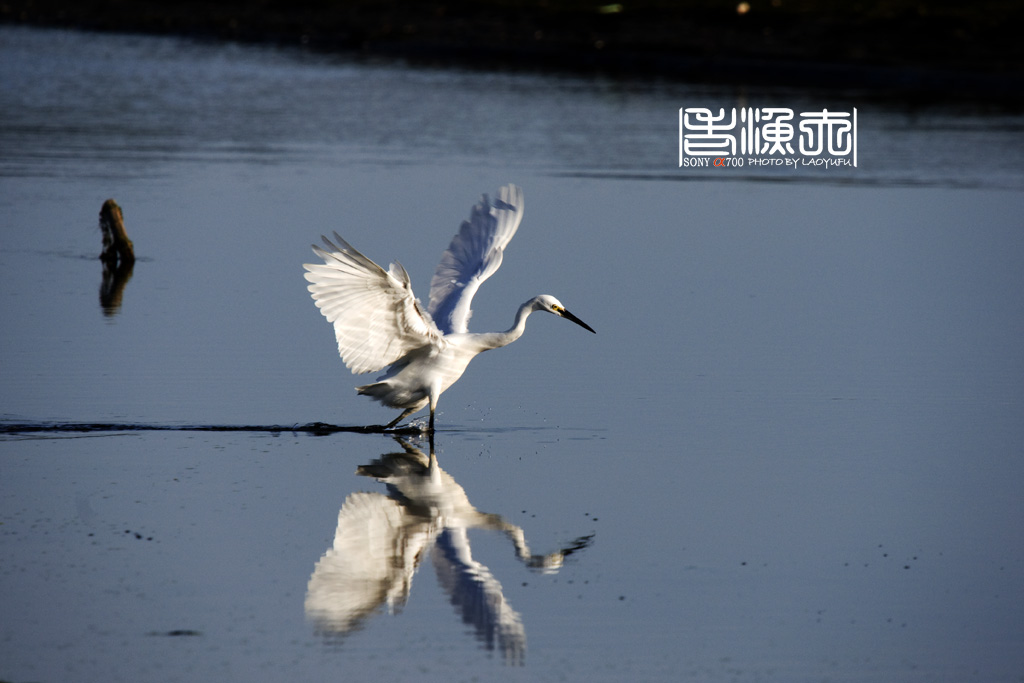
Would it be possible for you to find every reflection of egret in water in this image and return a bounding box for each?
[305,438,592,664]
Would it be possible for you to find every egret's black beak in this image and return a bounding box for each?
[561,309,596,334]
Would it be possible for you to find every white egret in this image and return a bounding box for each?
[303,184,595,431]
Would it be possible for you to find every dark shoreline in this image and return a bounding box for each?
[3,0,1023,101]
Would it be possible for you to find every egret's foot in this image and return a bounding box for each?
[383,420,430,436]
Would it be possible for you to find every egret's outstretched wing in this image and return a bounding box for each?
[433,528,526,664]
[428,185,524,334]
[304,491,414,637]
[304,233,442,374]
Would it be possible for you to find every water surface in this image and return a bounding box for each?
[2,25,1023,683]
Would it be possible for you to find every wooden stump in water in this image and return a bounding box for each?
[99,198,135,266]
[98,198,135,316]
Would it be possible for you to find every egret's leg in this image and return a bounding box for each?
[427,389,439,432]
[385,407,417,429]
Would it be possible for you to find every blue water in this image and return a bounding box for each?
[2,25,1023,683]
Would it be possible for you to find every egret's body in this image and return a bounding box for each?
[303,185,594,430]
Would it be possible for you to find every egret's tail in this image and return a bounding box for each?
[356,381,428,412]
[355,381,391,402]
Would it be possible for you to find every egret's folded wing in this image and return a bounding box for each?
[304,233,442,374]
[428,185,524,334]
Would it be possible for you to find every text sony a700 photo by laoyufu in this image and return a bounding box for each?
[679,107,857,169]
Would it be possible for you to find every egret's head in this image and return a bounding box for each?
[533,295,595,333]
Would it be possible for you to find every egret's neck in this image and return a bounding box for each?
[474,299,537,351]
